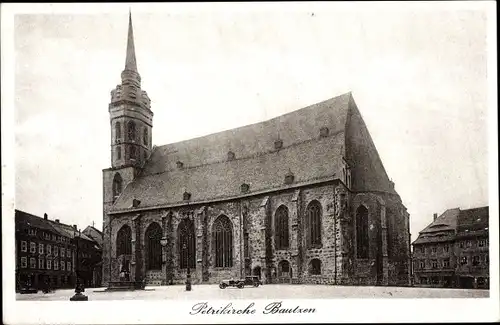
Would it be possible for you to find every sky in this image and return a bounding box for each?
[7,2,494,239]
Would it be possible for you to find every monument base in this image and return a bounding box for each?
[105,281,145,291]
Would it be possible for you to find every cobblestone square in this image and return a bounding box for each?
[16,284,489,301]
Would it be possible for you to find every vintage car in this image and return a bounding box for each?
[219,276,262,289]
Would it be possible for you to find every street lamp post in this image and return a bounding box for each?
[70,228,88,301]
[182,212,193,292]
[160,237,169,285]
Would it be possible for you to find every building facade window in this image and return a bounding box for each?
[444,245,449,253]
[443,259,450,268]
[356,205,369,258]
[21,257,27,268]
[127,121,136,141]
[30,257,36,269]
[431,259,438,268]
[278,260,291,278]
[309,258,322,275]
[115,121,122,140]
[38,258,44,269]
[274,206,289,250]
[47,260,52,270]
[478,239,485,247]
[21,241,27,252]
[38,243,44,255]
[112,173,123,202]
[67,262,71,271]
[178,217,197,269]
[306,200,322,249]
[212,215,233,268]
[143,128,148,146]
[130,146,137,160]
[61,261,65,271]
[47,244,52,256]
[145,222,162,271]
[419,260,425,269]
[472,255,480,266]
[461,256,468,265]
[54,260,59,270]
[61,248,65,258]
[432,246,437,253]
[54,246,59,257]
[30,242,36,253]
[116,225,132,256]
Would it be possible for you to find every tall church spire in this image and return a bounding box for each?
[125,10,137,72]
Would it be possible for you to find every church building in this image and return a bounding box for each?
[102,14,411,287]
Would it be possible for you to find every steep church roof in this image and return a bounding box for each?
[110,93,353,212]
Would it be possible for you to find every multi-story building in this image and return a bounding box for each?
[412,206,489,289]
[455,207,489,289]
[102,14,411,288]
[15,210,101,291]
[83,225,104,288]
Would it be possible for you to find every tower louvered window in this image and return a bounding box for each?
[213,215,233,268]
[275,206,289,250]
[127,121,136,141]
[115,122,122,140]
[143,128,148,146]
[306,201,322,248]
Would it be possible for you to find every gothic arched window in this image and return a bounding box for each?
[116,225,132,256]
[278,260,292,278]
[306,200,322,248]
[356,205,369,259]
[145,222,162,271]
[274,206,289,250]
[177,218,196,269]
[213,215,233,268]
[112,173,123,202]
[309,258,322,275]
[115,122,121,140]
[143,128,148,146]
[127,121,136,141]
[129,146,136,160]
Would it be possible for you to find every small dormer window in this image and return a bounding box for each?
[319,126,329,138]
[183,191,191,201]
[274,139,283,150]
[241,183,250,194]
[176,161,184,169]
[227,151,235,161]
[284,170,295,184]
[132,199,141,208]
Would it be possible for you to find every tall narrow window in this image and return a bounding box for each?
[130,146,136,160]
[306,200,322,248]
[274,206,289,250]
[356,205,369,259]
[143,128,148,146]
[115,122,121,140]
[178,218,196,269]
[116,147,122,160]
[213,215,233,268]
[127,121,136,141]
[112,173,123,202]
[116,225,132,256]
[145,222,162,270]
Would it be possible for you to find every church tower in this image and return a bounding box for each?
[102,12,152,286]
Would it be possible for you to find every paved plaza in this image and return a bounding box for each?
[16,284,489,301]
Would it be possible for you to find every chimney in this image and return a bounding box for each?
[44,213,48,220]
[433,213,438,221]
[55,219,60,223]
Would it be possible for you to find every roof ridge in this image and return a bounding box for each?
[153,92,352,149]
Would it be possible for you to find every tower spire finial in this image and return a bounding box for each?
[125,10,137,72]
